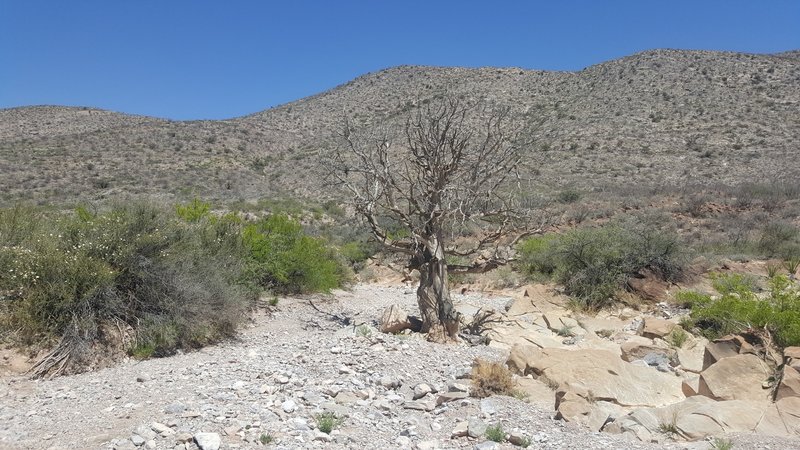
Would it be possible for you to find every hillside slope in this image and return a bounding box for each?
[1,49,798,206]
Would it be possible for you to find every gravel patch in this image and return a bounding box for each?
[1,284,798,449]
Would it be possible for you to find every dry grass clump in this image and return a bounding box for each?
[471,358,514,398]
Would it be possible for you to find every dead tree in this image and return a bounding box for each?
[331,97,540,342]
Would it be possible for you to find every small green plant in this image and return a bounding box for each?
[315,411,343,434]
[511,389,529,401]
[259,433,273,444]
[355,324,372,338]
[658,421,678,435]
[658,412,679,435]
[268,296,279,307]
[556,325,574,337]
[783,257,800,277]
[766,263,782,279]
[687,275,800,347]
[130,343,156,359]
[485,424,506,443]
[667,327,689,349]
[175,198,211,222]
[710,437,733,450]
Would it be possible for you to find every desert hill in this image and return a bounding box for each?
[1,49,798,206]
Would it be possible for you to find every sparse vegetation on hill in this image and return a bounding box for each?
[1,49,798,207]
[519,214,685,309]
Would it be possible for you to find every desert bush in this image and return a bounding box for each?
[0,202,252,369]
[517,234,558,275]
[557,189,582,204]
[471,358,514,398]
[485,424,506,442]
[242,214,344,294]
[175,198,211,222]
[338,240,377,272]
[683,274,800,348]
[518,215,685,309]
[758,221,800,258]
[314,412,343,434]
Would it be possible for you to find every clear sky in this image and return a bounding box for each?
[2,1,798,120]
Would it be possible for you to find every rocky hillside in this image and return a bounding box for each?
[1,49,799,206]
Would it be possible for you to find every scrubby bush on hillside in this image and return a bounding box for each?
[242,214,345,294]
[518,215,685,309]
[0,201,347,375]
[680,273,800,348]
[338,240,377,272]
[758,221,800,258]
[0,202,252,374]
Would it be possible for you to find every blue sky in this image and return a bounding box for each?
[2,1,798,120]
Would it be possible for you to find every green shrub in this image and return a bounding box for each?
[243,214,344,294]
[711,437,733,450]
[710,272,758,295]
[518,215,685,309]
[485,424,506,442]
[517,234,558,275]
[339,240,377,272]
[175,198,211,222]
[0,202,252,372]
[315,412,343,434]
[675,290,712,309]
[686,275,800,347]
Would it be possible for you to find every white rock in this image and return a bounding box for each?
[452,421,471,438]
[194,432,221,450]
[468,418,487,438]
[282,399,297,413]
[413,383,433,399]
[313,431,333,442]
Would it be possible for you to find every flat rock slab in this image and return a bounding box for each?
[638,317,676,339]
[194,432,221,450]
[507,345,684,407]
[698,353,771,402]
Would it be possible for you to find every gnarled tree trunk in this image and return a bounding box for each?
[414,234,460,343]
